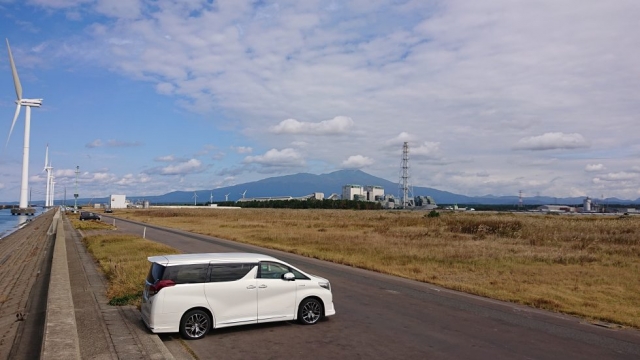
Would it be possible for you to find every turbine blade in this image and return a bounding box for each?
[6,39,23,100]
[44,144,49,171]
[6,103,21,147]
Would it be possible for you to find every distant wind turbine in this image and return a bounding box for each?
[224,193,230,202]
[50,176,55,207]
[43,145,53,207]
[193,191,198,206]
[5,39,43,215]
[240,190,247,199]
[210,192,213,204]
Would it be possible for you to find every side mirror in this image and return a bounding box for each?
[283,272,295,281]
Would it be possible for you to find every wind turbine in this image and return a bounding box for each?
[50,176,55,207]
[43,145,53,207]
[5,39,43,215]
[224,193,230,202]
[240,190,247,199]
[193,191,198,206]
[210,192,213,204]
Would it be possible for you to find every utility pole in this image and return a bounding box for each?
[74,166,79,212]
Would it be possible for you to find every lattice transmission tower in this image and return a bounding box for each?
[399,142,414,209]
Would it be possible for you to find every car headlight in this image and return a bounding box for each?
[319,281,331,291]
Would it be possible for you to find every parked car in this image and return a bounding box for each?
[141,253,335,340]
[79,212,101,221]
[104,208,113,213]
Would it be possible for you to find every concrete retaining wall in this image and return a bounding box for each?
[41,210,81,360]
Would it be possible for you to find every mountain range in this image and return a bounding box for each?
[117,170,640,206]
[3,170,639,206]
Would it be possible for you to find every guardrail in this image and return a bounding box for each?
[40,210,81,360]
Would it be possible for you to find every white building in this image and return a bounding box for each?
[364,186,384,201]
[110,194,127,209]
[342,185,363,200]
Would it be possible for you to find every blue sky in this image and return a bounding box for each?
[1,0,639,202]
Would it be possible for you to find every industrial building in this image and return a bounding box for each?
[342,185,363,201]
[364,186,384,201]
[236,193,325,203]
[110,194,127,209]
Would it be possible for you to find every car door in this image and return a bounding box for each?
[204,263,258,327]
[257,261,297,322]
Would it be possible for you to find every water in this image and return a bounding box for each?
[0,208,48,239]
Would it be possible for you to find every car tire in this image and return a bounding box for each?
[298,298,323,325]
[180,309,211,340]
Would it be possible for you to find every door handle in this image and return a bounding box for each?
[247,285,256,289]
[258,284,267,289]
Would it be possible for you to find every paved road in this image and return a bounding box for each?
[107,215,640,360]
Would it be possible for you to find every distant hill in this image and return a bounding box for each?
[4,169,639,206]
[125,170,639,206]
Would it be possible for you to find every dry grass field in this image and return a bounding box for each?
[111,208,640,328]
[82,233,180,306]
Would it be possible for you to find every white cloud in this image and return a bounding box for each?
[270,116,354,135]
[413,142,440,158]
[385,132,415,147]
[116,173,151,186]
[514,133,589,151]
[147,159,204,175]
[243,148,305,167]
[585,164,605,172]
[155,155,176,162]
[86,139,103,148]
[86,139,142,148]
[595,172,638,182]
[28,0,92,8]
[231,146,253,154]
[341,155,374,169]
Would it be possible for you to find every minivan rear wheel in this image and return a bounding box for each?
[180,309,211,340]
[298,298,323,325]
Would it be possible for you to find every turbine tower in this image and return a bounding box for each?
[5,39,43,215]
[225,193,230,202]
[43,145,53,207]
[193,191,198,206]
[50,176,55,207]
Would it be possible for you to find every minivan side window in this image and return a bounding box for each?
[209,263,256,282]
[259,262,291,279]
[163,264,208,284]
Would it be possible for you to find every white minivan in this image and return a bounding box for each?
[141,253,336,340]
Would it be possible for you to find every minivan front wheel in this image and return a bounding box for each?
[180,309,211,340]
[298,298,323,325]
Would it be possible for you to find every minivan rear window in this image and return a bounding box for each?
[209,263,256,282]
[146,263,166,284]
[163,264,208,284]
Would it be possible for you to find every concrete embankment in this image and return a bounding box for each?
[41,210,81,359]
[1,211,185,359]
[0,209,55,359]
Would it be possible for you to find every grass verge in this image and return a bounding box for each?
[69,216,117,231]
[82,233,181,307]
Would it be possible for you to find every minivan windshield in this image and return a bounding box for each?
[146,263,166,284]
